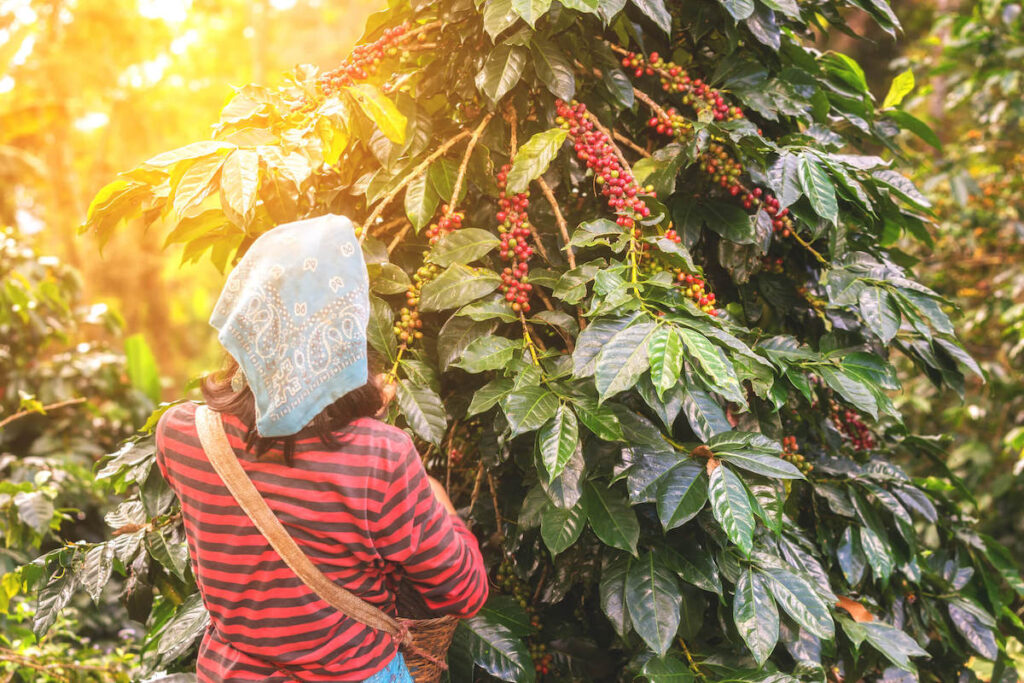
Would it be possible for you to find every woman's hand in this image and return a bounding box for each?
[426,476,457,515]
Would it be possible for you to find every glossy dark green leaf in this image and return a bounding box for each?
[630,0,672,32]
[396,380,447,445]
[506,128,568,194]
[437,316,497,371]
[799,154,838,224]
[760,567,834,639]
[717,450,805,480]
[33,574,76,638]
[859,621,929,672]
[818,365,879,420]
[708,465,755,555]
[664,543,723,595]
[483,0,520,39]
[530,39,575,101]
[540,500,587,556]
[502,385,559,435]
[642,657,695,682]
[837,526,867,586]
[858,524,894,580]
[703,200,756,244]
[369,263,411,295]
[656,461,709,530]
[595,322,659,399]
[599,553,632,637]
[859,287,901,344]
[649,325,684,398]
[458,613,536,682]
[948,599,998,660]
[733,568,778,665]
[584,481,640,555]
[681,385,731,440]
[537,404,580,480]
[678,329,744,403]
[475,44,529,104]
[156,593,210,661]
[419,264,501,312]
[720,0,755,19]
[572,315,634,377]
[454,335,521,374]
[512,0,553,26]
[404,173,438,232]
[626,551,682,656]
[427,228,502,267]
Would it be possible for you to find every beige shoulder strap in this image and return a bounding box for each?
[194,405,404,641]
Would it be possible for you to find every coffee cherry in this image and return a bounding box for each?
[495,164,535,313]
[780,435,813,475]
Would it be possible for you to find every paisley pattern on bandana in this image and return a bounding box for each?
[210,214,370,437]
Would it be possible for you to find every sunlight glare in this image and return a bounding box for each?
[137,0,191,24]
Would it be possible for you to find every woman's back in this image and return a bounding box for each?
[156,401,488,682]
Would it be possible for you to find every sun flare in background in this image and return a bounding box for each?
[0,0,378,390]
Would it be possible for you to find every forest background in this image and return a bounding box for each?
[1,0,1022,679]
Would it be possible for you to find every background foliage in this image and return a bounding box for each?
[1,0,1023,681]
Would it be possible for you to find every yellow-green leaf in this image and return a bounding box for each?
[345,83,407,144]
[882,69,915,109]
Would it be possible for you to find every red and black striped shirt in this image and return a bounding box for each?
[155,402,488,682]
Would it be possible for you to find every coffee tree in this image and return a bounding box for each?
[60,0,1024,680]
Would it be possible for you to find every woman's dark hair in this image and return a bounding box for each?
[201,351,385,464]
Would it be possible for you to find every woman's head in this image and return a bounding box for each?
[201,351,386,463]
[206,214,375,442]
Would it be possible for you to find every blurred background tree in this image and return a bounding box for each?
[0,0,379,388]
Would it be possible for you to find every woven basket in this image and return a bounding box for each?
[398,615,459,683]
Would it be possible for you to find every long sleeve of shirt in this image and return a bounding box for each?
[369,437,489,618]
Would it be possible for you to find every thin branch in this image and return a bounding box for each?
[537,177,575,269]
[450,112,495,208]
[505,104,518,156]
[387,222,413,253]
[531,563,549,604]
[614,130,651,158]
[403,19,443,41]
[487,471,504,540]
[631,86,671,121]
[469,461,486,513]
[370,216,406,237]
[586,112,633,175]
[0,398,87,430]
[360,129,472,242]
[789,228,828,264]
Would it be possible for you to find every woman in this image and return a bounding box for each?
[155,214,488,682]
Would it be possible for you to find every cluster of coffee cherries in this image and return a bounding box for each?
[495,560,550,675]
[828,398,876,451]
[529,642,553,676]
[293,25,413,116]
[621,51,744,122]
[762,256,785,274]
[394,207,465,344]
[555,99,652,232]
[317,24,410,95]
[496,164,536,313]
[676,271,718,316]
[646,115,796,238]
[781,435,813,475]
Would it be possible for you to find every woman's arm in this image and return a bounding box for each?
[369,441,488,618]
[426,475,456,515]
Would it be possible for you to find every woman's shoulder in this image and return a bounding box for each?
[155,401,199,438]
[341,417,416,455]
